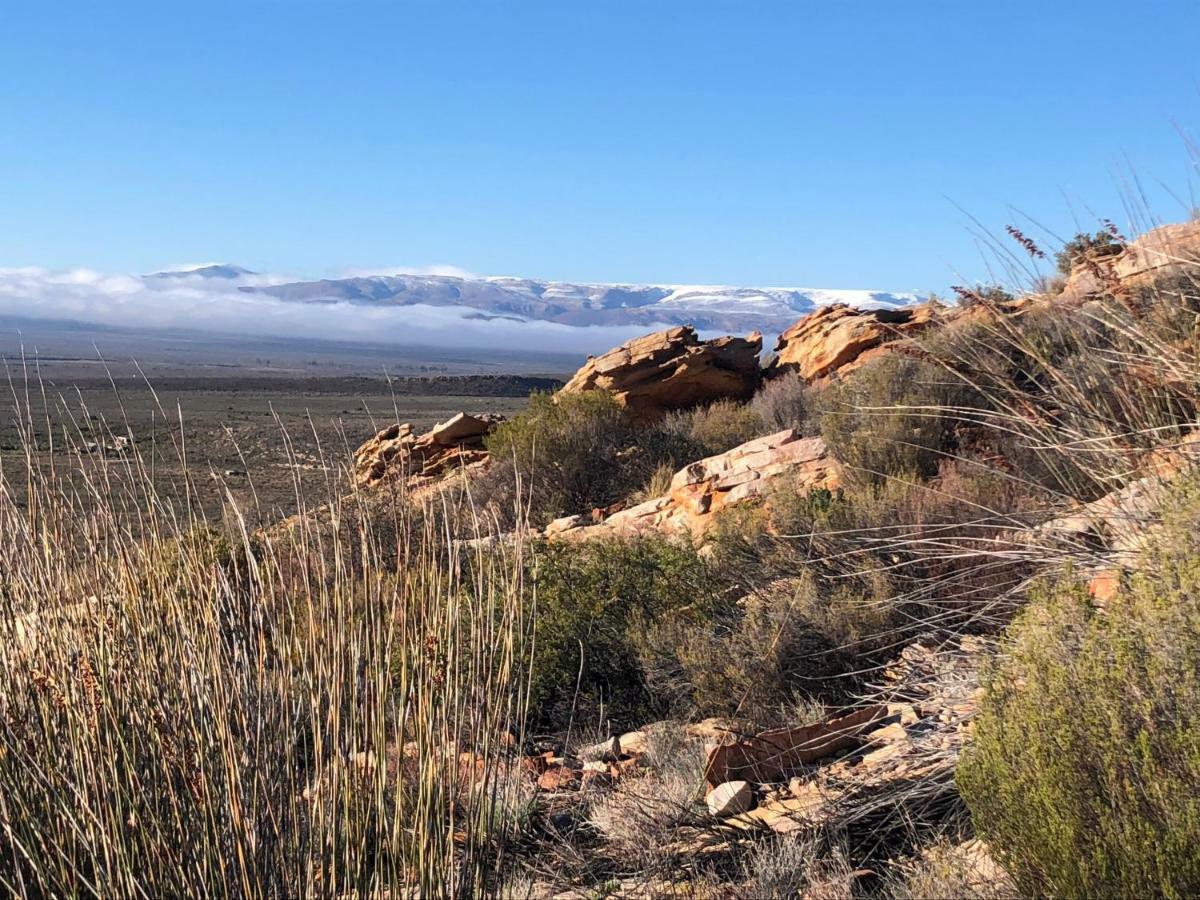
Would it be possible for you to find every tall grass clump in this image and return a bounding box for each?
[0,383,533,898]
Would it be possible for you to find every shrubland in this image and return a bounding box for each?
[3,224,1200,897]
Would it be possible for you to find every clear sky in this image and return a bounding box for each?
[2,1,1199,291]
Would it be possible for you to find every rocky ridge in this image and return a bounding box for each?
[766,301,941,381]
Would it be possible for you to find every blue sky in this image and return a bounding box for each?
[1,1,1198,292]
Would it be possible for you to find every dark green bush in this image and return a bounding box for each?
[526,535,733,733]
[484,391,649,527]
[950,282,1015,307]
[959,493,1200,898]
[1055,229,1124,274]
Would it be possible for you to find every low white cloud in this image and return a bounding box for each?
[0,265,673,355]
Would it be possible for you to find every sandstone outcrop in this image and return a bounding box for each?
[1061,219,1200,301]
[557,325,762,420]
[547,428,842,540]
[352,411,503,491]
[703,704,888,789]
[1115,220,1200,284]
[706,780,755,818]
[766,302,941,382]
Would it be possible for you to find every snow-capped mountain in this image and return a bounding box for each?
[241,271,922,333]
[0,262,925,355]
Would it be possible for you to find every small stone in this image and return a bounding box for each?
[616,730,648,757]
[537,766,580,792]
[706,780,755,818]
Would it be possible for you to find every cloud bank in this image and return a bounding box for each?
[0,265,684,355]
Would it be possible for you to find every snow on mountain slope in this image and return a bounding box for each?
[246,272,922,333]
[0,262,924,354]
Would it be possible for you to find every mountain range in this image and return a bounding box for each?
[163,265,922,334]
[0,263,925,355]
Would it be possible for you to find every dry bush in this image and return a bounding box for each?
[887,839,1019,900]
[812,353,978,485]
[587,723,708,864]
[753,370,815,434]
[633,572,855,723]
[742,835,855,900]
[668,398,767,457]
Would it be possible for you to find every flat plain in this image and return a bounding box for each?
[0,317,575,523]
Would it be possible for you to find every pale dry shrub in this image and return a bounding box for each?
[743,836,855,900]
[753,370,815,433]
[887,839,1019,900]
[587,723,707,862]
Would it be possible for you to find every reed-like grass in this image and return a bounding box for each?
[0,378,533,898]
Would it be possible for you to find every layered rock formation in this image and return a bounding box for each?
[546,428,842,540]
[1061,219,1200,301]
[557,325,762,420]
[714,637,985,837]
[766,302,941,382]
[352,411,502,491]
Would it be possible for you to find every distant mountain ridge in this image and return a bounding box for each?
[149,264,258,280]
[226,270,922,333]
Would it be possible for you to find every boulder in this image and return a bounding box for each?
[557,326,762,421]
[1060,220,1200,301]
[536,764,581,792]
[766,302,940,382]
[352,412,504,491]
[549,429,842,540]
[706,780,755,818]
[1115,220,1200,284]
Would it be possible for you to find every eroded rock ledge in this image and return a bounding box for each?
[766,301,941,382]
[352,411,503,491]
[546,428,842,540]
[557,325,763,421]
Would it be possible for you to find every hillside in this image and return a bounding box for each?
[2,219,1200,897]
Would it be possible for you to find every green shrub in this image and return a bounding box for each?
[959,496,1200,897]
[950,282,1015,307]
[1055,229,1124,274]
[482,390,738,527]
[484,391,646,526]
[527,536,733,732]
